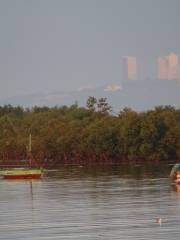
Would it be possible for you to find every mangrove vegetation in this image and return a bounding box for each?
[0,97,180,167]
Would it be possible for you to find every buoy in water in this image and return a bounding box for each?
[156,217,162,225]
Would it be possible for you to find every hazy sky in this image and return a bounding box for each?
[1,0,180,98]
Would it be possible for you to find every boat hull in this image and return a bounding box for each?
[4,174,41,180]
[2,169,42,180]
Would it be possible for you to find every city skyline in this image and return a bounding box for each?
[0,0,180,110]
[122,52,180,82]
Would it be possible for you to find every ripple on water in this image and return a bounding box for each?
[0,168,180,240]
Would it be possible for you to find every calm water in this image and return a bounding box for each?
[0,165,180,240]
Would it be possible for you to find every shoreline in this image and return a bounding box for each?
[0,158,178,169]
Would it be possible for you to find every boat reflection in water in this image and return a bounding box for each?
[171,183,180,193]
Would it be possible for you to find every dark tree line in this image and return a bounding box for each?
[0,98,179,167]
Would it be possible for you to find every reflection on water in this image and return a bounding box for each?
[0,165,180,240]
[171,183,180,193]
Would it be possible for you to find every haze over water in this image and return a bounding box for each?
[0,165,180,240]
[1,0,180,110]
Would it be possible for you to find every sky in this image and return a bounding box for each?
[0,0,180,98]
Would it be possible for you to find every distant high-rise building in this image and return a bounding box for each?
[157,53,179,80]
[122,56,137,81]
[157,56,168,80]
[168,53,179,80]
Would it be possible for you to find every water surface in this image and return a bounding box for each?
[0,165,180,240]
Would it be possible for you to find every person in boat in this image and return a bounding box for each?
[170,163,180,181]
[175,170,180,184]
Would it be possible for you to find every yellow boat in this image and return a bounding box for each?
[2,168,42,180]
[2,134,43,180]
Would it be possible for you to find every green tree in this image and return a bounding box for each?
[86,96,97,112]
[97,97,112,114]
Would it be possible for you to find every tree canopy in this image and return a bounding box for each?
[0,98,179,167]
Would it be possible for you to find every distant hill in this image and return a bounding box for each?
[1,79,180,111]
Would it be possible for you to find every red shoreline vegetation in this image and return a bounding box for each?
[0,97,179,168]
